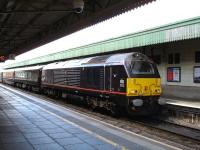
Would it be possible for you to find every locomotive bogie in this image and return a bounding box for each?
[126,96,160,116]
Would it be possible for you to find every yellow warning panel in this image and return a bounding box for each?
[127,78,161,96]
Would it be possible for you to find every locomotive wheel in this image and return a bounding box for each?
[86,97,97,111]
[110,104,120,117]
[90,103,96,111]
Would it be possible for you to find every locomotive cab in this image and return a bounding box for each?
[125,53,161,115]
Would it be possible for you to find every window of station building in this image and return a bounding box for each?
[168,53,173,64]
[168,53,180,64]
[174,53,180,64]
[195,51,200,63]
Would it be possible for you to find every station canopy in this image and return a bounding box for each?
[0,0,154,60]
[2,15,200,69]
[1,0,200,69]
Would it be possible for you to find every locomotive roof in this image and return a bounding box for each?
[42,52,146,70]
[42,59,92,70]
[1,52,150,72]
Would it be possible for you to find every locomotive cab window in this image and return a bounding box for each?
[126,61,155,76]
[132,61,154,75]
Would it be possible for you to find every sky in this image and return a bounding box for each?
[1,0,200,68]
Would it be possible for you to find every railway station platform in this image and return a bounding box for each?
[0,84,178,150]
[164,98,200,109]
[158,97,200,132]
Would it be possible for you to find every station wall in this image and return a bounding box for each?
[150,39,200,100]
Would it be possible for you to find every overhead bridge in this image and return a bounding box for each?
[3,16,200,69]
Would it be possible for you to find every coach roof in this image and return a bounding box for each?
[14,66,44,72]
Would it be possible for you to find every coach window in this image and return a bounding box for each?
[27,72,31,80]
[195,51,200,63]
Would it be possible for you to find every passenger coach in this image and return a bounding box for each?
[2,69,15,85]
[14,66,43,92]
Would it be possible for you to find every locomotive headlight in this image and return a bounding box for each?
[132,99,143,107]
[155,89,161,93]
[130,90,137,94]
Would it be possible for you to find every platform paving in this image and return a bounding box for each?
[0,84,180,150]
[0,88,117,150]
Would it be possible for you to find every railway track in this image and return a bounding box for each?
[132,117,200,141]
[159,104,200,131]
[1,84,200,149]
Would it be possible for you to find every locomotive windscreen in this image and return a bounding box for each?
[129,61,154,75]
[125,54,159,78]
